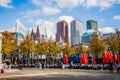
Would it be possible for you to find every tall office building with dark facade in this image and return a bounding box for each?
[56,20,68,43]
[87,20,98,31]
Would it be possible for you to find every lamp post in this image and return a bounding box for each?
[0,33,2,70]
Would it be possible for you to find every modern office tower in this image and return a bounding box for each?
[70,19,83,46]
[87,20,98,31]
[82,20,98,44]
[56,20,68,43]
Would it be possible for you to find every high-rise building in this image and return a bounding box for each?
[70,19,83,46]
[82,20,99,44]
[56,20,68,43]
[87,20,98,31]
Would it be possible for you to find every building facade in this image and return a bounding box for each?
[82,20,99,44]
[56,20,68,43]
[70,19,83,46]
[87,20,98,31]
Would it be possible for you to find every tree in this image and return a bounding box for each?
[48,40,60,55]
[105,38,117,52]
[62,43,74,56]
[35,38,48,59]
[46,40,61,65]
[1,31,16,59]
[75,44,88,54]
[116,31,120,54]
[106,31,120,53]
[89,34,105,56]
[19,35,35,64]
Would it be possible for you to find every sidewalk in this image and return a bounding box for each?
[0,68,60,78]
[0,68,119,79]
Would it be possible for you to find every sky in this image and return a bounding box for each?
[0,0,120,39]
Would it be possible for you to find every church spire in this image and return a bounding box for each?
[31,28,34,40]
[36,26,40,40]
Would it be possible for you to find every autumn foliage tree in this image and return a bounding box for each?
[62,43,74,56]
[75,44,88,54]
[19,35,35,64]
[1,31,17,59]
[89,34,105,56]
[105,31,120,53]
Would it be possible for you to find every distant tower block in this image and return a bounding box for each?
[56,20,68,43]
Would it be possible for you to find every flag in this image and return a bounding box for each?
[64,54,68,64]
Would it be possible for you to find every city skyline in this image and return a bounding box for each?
[0,0,120,39]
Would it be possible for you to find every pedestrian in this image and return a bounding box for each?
[38,61,42,69]
[115,61,120,74]
[70,61,74,69]
[108,60,113,73]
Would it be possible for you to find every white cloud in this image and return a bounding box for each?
[113,15,120,20]
[31,0,42,6]
[42,6,60,16]
[55,0,84,8]
[99,0,116,11]
[85,0,98,8]
[0,0,13,8]
[58,15,74,24]
[84,0,116,11]
[21,6,60,19]
[22,9,41,19]
[117,0,120,3]
[31,0,54,7]
[99,27,115,34]
[31,0,120,11]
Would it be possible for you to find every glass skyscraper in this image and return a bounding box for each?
[70,19,83,46]
[82,20,98,44]
[87,20,98,31]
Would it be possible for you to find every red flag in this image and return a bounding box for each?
[102,52,108,64]
[80,54,84,64]
[118,55,120,64]
[64,54,68,64]
[92,55,96,64]
[108,52,113,62]
[84,54,88,64]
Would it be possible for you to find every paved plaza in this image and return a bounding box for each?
[0,68,120,80]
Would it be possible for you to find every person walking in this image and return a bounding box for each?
[108,60,113,73]
[115,61,120,74]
